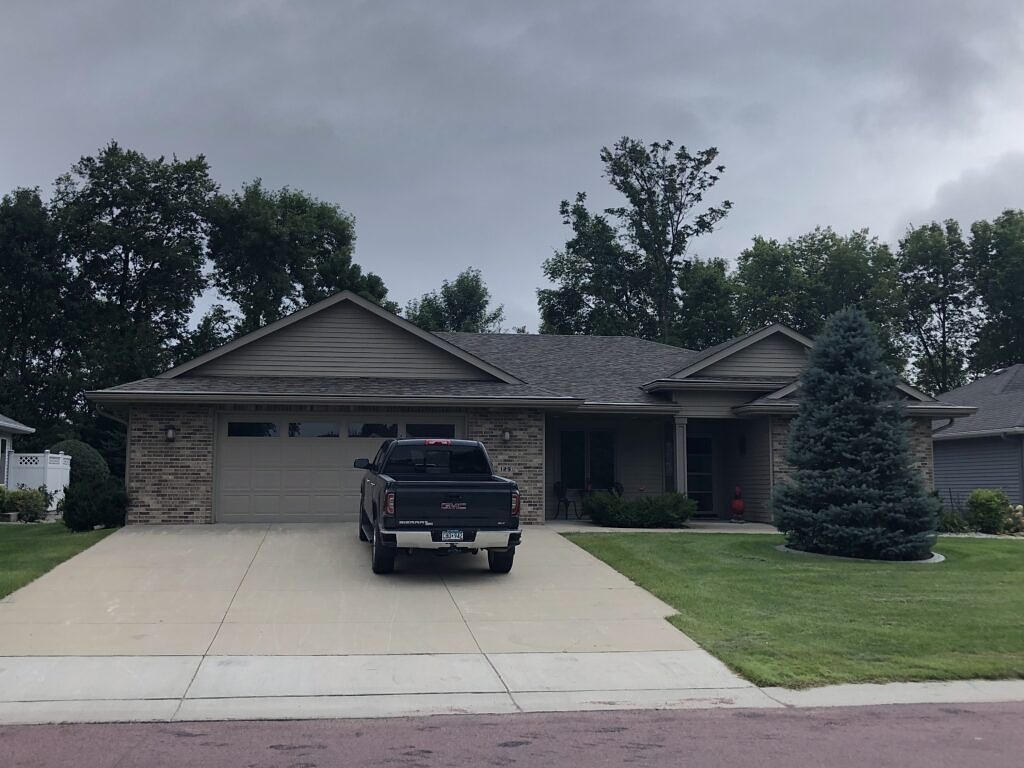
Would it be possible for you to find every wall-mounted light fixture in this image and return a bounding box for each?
[502,429,512,442]
[165,425,177,442]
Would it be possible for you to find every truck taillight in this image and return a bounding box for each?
[384,492,396,516]
[511,490,520,518]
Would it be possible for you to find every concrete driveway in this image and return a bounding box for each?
[0,524,767,722]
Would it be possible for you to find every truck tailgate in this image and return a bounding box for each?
[393,481,513,529]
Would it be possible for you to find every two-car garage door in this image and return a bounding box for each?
[215,412,464,523]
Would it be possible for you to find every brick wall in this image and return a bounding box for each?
[127,405,215,524]
[769,414,936,492]
[466,408,546,525]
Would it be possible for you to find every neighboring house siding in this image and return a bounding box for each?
[128,405,216,524]
[674,390,762,418]
[699,335,808,379]
[544,414,667,518]
[934,436,1023,508]
[188,301,493,380]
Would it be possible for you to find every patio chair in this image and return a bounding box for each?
[553,481,578,520]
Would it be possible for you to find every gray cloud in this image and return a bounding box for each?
[2,0,1024,327]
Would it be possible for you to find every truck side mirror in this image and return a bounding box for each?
[353,458,370,469]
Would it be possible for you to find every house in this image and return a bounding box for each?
[0,413,35,489]
[934,365,1024,507]
[86,291,973,525]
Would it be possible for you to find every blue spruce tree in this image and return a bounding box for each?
[772,309,939,560]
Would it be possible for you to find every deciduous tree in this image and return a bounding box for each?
[969,209,1024,372]
[405,267,505,333]
[897,221,973,393]
[540,138,732,343]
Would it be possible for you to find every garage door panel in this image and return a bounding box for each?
[216,412,464,523]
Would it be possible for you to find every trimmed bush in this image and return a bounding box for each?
[47,439,110,485]
[62,477,128,532]
[584,492,694,528]
[4,488,48,522]
[938,506,971,533]
[966,489,1010,534]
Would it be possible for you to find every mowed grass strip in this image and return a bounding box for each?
[565,532,1024,688]
[0,523,114,599]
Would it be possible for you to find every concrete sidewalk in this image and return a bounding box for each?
[1,653,1022,725]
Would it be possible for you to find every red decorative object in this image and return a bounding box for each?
[730,485,746,523]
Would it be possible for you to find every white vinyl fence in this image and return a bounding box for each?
[7,451,72,511]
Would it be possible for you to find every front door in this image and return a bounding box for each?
[686,436,714,516]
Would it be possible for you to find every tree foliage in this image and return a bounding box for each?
[969,210,1024,373]
[54,142,217,387]
[540,138,732,343]
[208,180,396,334]
[772,309,939,561]
[734,228,904,364]
[675,257,738,348]
[404,267,505,333]
[897,221,973,393]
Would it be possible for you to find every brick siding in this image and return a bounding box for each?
[466,408,546,525]
[127,405,215,524]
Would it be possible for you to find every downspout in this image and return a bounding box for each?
[932,418,955,436]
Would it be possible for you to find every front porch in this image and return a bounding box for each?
[543,412,779,523]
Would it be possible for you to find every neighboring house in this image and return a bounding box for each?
[86,291,973,526]
[0,413,35,488]
[0,413,73,511]
[935,365,1024,507]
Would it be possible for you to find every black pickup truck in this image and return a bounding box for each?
[353,438,521,575]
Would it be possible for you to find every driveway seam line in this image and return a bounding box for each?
[441,571,523,714]
[172,525,271,719]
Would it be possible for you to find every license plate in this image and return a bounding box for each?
[441,529,464,542]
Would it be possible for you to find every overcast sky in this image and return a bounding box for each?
[3,0,1023,329]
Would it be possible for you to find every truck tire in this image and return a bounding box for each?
[487,547,515,574]
[371,525,395,574]
[358,508,369,542]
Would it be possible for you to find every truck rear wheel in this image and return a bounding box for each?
[371,526,395,574]
[487,547,515,574]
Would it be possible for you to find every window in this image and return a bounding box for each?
[227,422,278,437]
[559,430,616,490]
[348,422,398,438]
[383,444,491,476]
[288,422,340,438]
[405,423,457,439]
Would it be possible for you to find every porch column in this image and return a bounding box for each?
[673,415,688,495]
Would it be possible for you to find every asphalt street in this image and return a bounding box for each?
[2,701,1022,768]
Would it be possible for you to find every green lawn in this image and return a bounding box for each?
[0,524,114,599]
[565,532,1024,688]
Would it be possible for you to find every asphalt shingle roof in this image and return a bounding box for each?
[438,333,697,405]
[937,365,1024,437]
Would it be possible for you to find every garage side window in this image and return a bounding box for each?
[404,423,456,439]
[288,422,340,438]
[227,422,279,437]
[348,423,398,438]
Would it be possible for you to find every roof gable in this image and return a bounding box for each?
[161,292,521,383]
[667,325,813,380]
